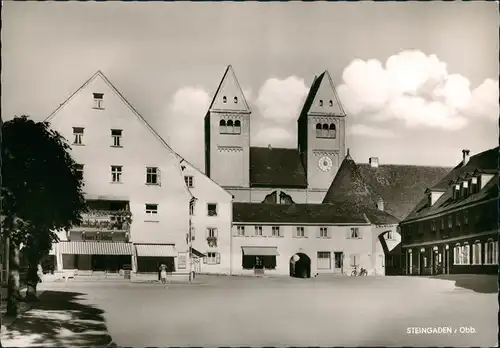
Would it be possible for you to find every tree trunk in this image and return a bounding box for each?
[24,261,40,302]
[6,246,22,317]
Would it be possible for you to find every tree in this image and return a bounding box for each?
[1,116,86,315]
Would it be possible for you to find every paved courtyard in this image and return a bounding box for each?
[1,275,497,347]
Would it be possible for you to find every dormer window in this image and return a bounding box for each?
[329,100,333,107]
[462,181,469,197]
[234,96,238,103]
[453,184,460,199]
[319,100,323,106]
[222,96,227,103]
[93,93,104,109]
[471,177,478,193]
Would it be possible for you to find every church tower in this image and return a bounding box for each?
[204,65,251,188]
[297,70,346,192]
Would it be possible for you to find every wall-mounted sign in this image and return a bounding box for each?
[83,232,113,241]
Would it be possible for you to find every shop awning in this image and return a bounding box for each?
[135,244,177,257]
[190,247,205,258]
[242,246,279,256]
[58,241,133,255]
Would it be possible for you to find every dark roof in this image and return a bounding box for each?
[250,147,307,188]
[233,202,399,225]
[298,73,323,120]
[404,147,499,222]
[323,155,452,220]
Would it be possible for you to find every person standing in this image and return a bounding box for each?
[160,264,167,284]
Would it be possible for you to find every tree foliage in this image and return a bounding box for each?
[2,116,87,306]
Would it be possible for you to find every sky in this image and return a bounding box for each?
[2,2,498,169]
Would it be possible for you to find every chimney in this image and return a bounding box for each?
[268,144,272,150]
[369,157,379,168]
[376,198,384,211]
[462,149,470,166]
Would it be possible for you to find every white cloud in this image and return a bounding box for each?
[348,124,397,138]
[164,86,210,169]
[337,50,499,131]
[255,76,309,124]
[252,126,294,148]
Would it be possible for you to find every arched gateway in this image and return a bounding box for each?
[289,253,311,278]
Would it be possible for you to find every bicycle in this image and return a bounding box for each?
[351,266,368,276]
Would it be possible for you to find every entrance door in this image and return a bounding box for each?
[334,252,343,274]
[444,249,449,274]
[254,256,264,275]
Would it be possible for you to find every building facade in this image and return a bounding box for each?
[204,66,347,204]
[45,71,232,279]
[400,148,498,275]
[230,202,400,277]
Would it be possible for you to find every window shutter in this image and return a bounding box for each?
[216,253,221,264]
[304,227,308,238]
[358,228,362,239]
[205,228,209,239]
[232,226,238,237]
[215,228,218,238]
[157,168,161,186]
[346,228,351,239]
[316,227,320,238]
[327,228,332,238]
[203,256,207,264]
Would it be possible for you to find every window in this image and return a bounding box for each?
[322,123,328,137]
[219,119,226,134]
[471,177,478,193]
[319,227,329,238]
[464,210,469,225]
[319,100,323,106]
[254,226,263,236]
[189,200,195,216]
[207,228,218,238]
[271,226,281,237]
[384,230,394,240]
[75,164,84,180]
[349,254,359,267]
[462,181,469,196]
[111,129,122,147]
[73,127,84,145]
[222,96,227,103]
[234,120,241,134]
[447,216,452,228]
[440,219,444,230]
[485,239,498,264]
[227,120,234,133]
[456,214,461,227]
[462,243,470,265]
[454,244,461,265]
[349,227,360,239]
[234,96,238,103]
[207,203,217,217]
[317,252,331,270]
[315,123,322,137]
[236,226,245,236]
[184,176,194,188]
[206,252,220,265]
[146,167,159,185]
[111,165,122,183]
[329,100,333,107]
[145,203,158,215]
[93,93,104,109]
[472,241,482,265]
[295,227,305,238]
[329,123,336,138]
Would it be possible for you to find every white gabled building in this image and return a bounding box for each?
[45,71,232,279]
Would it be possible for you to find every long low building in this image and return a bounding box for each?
[230,202,400,277]
[400,147,498,275]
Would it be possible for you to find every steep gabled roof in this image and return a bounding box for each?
[233,202,399,225]
[323,154,451,220]
[45,70,232,200]
[207,65,251,114]
[297,70,346,120]
[250,147,307,188]
[322,153,380,207]
[404,147,499,222]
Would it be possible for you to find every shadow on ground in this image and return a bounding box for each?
[1,291,112,347]
[430,275,498,294]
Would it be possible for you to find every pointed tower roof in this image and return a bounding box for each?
[298,70,346,120]
[322,154,380,207]
[208,65,251,113]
